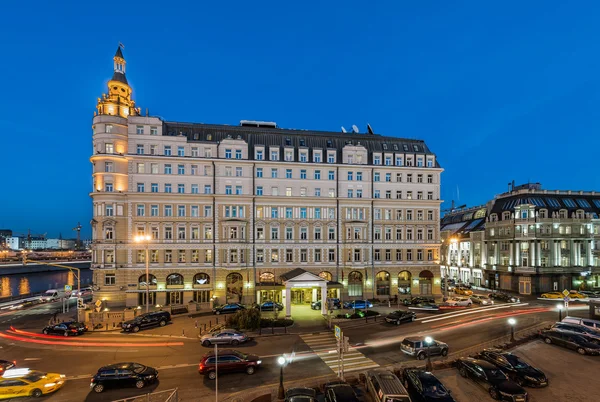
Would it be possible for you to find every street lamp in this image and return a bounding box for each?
[134,235,152,313]
[425,336,433,371]
[277,355,286,400]
[556,303,563,321]
[508,318,516,342]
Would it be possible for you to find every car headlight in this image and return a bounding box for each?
[499,391,512,397]
[44,382,57,387]
[524,376,538,382]
[257,360,262,364]
[60,375,66,378]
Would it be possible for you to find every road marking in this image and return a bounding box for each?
[420,303,529,323]
[24,358,42,361]
[300,333,379,373]
[68,374,92,381]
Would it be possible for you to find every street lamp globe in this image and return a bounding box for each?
[556,304,563,310]
[144,235,151,241]
[425,336,433,344]
[277,356,286,366]
[508,318,516,326]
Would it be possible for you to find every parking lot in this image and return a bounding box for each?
[436,340,599,401]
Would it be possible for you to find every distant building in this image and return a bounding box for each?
[7,236,77,250]
[441,183,600,295]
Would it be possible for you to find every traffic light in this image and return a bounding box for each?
[77,298,85,310]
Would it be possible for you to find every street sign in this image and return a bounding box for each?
[64,285,72,292]
[334,325,341,339]
[565,301,569,309]
[562,289,570,297]
[563,296,570,302]
[94,300,103,308]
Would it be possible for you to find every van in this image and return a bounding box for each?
[562,316,600,332]
[366,370,412,402]
[40,289,67,302]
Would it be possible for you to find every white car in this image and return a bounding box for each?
[470,295,494,305]
[445,297,472,307]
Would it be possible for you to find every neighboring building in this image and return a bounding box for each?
[441,183,600,295]
[0,229,12,247]
[46,239,77,249]
[6,236,77,250]
[90,47,444,314]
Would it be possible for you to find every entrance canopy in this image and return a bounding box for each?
[280,268,328,316]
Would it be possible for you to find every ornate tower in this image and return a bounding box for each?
[96,46,140,118]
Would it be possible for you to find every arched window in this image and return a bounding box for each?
[318,271,332,281]
[474,208,486,219]
[226,273,243,303]
[418,270,434,295]
[375,271,390,296]
[193,273,210,285]
[138,274,157,287]
[259,272,275,283]
[398,271,412,295]
[166,273,184,286]
[348,271,363,297]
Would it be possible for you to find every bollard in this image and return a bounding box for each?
[216,317,219,325]
[209,320,212,327]
[204,323,207,332]
[284,324,287,334]
[272,322,274,334]
[195,320,198,329]
[105,323,108,331]
[182,328,185,337]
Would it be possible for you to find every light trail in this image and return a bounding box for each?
[0,332,184,347]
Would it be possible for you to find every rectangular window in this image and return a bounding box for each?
[347,189,353,198]
[136,125,144,134]
[235,150,242,159]
[286,187,292,197]
[314,227,321,240]
[235,167,243,177]
[191,184,199,194]
[164,146,171,156]
[151,205,158,216]
[150,145,157,155]
[427,174,433,184]
[104,274,116,286]
[164,164,172,174]
[105,161,114,172]
[314,170,321,180]
[137,204,145,216]
[256,186,263,196]
[374,172,380,182]
[328,249,335,262]
[285,169,292,179]
[164,184,172,193]
[151,163,158,174]
[256,149,263,160]
[328,152,335,163]
[300,152,307,162]
[285,249,293,262]
[105,183,113,192]
[164,205,173,217]
[271,227,279,240]
[178,184,185,193]
[315,188,321,196]
[256,168,263,178]
[315,249,321,262]
[348,171,353,181]
[328,227,335,240]
[374,190,380,198]
[256,249,264,263]
[204,185,212,194]
[373,155,381,165]
[204,148,212,158]
[136,144,144,154]
[178,164,185,175]
[178,146,185,156]
[271,168,278,178]
[165,227,172,240]
[300,170,307,179]
[191,205,199,217]
[328,171,335,180]
[225,185,232,195]
[235,185,242,195]
[178,205,185,217]
[191,147,199,157]
[271,150,278,160]
[225,149,232,159]
[137,183,145,192]
[300,249,307,262]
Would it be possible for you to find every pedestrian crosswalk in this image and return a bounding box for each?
[299,332,379,373]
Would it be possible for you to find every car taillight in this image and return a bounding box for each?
[199,363,204,370]
[71,329,78,332]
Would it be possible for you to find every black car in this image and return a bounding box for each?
[401,368,456,402]
[90,362,158,393]
[311,299,341,310]
[0,360,15,374]
[213,303,246,315]
[456,357,528,401]
[324,380,359,402]
[475,349,548,387]
[385,310,417,325]
[285,387,316,402]
[403,296,435,306]
[540,329,600,355]
[256,301,284,311]
[122,311,171,332]
[551,323,600,342]
[488,293,520,303]
[42,322,85,336]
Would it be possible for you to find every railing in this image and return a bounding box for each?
[111,388,179,402]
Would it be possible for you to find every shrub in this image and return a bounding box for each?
[337,309,380,319]
[260,318,293,328]
[226,308,261,330]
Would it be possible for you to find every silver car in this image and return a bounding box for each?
[470,295,494,305]
[200,329,249,347]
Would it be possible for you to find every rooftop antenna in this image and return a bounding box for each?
[341,126,347,133]
[367,124,374,135]
[351,125,359,133]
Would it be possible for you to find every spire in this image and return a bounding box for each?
[114,45,124,59]
[96,46,139,118]
[112,44,128,85]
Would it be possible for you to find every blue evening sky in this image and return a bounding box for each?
[1,1,599,238]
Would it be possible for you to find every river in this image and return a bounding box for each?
[0,269,93,297]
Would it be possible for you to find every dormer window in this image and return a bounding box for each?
[395,157,403,166]
[327,152,335,163]
[413,145,419,152]
[327,140,333,148]
[539,209,547,219]
[255,149,264,160]
[299,139,306,147]
[285,138,291,146]
[403,144,409,151]
[313,151,322,163]
[300,151,308,162]
[285,149,294,161]
[521,210,528,219]
[373,155,381,165]
[503,211,511,220]
[270,149,279,161]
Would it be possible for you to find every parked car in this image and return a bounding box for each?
[540,292,563,299]
[256,301,284,311]
[401,368,456,401]
[456,357,528,401]
[551,323,600,342]
[199,350,261,379]
[540,328,600,355]
[42,322,85,337]
[311,299,341,310]
[324,380,359,402]
[40,289,67,302]
[200,329,250,347]
[285,387,317,402]
[69,321,88,332]
[562,316,600,332]
[488,293,520,303]
[343,300,373,309]
[444,297,472,307]
[579,291,600,298]
[403,296,435,306]
[475,349,548,387]
[365,370,411,402]
[408,302,440,311]
[569,291,588,299]
[470,295,494,305]
[121,311,171,333]
[213,303,246,315]
[90,363,158,393]
[454,287,473,296]
[401,337,449,360]
[0,369,66,398]
[385,310,417,325]
[0,360,16,374]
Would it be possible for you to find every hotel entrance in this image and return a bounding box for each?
[291,289,313,305]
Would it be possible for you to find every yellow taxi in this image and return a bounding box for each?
[540,292,563,299]
[569,291,587,299]
[454,287,473,296]
[0,368,66,399]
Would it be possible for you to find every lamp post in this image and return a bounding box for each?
[556,303,563,321]
[425,336,433,371]
[508,318,516,342]
[134,235,152,313]
[277,355,286,400]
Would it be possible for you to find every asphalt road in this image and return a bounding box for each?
[0,299,588,401]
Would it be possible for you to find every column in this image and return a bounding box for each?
[284,288,291,317]
[587,240,592,267]
[550,241,555,266]
[320,285,327,315]
[536,241,542,267]
[469,244,474,268]
[457,243,462,267]
[495,242,500,265]
[509,242,514,266]
[570,240,576,267]
[515,241,521,267]
[256,290,261,304]
[312,288,318,302]
[530,241,535,267]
